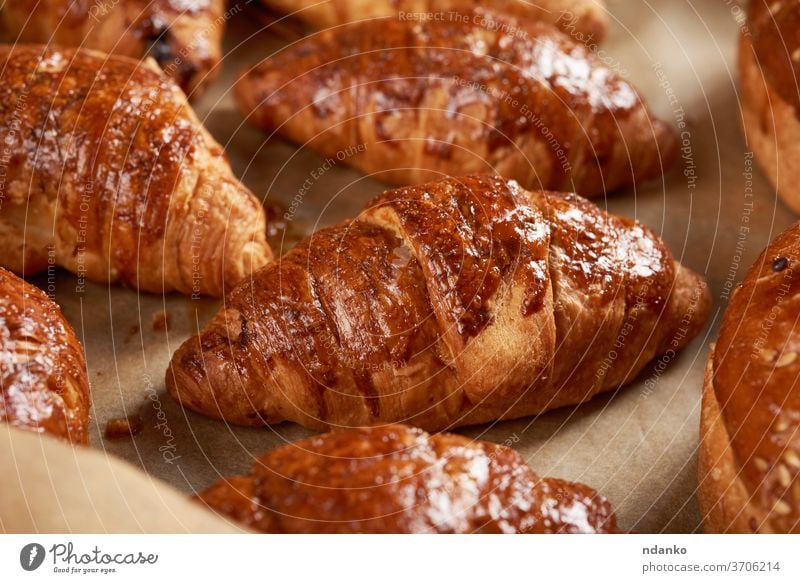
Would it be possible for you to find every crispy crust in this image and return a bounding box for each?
[699,352,770,533]
[0,0,225,96]
[260,0,608,43]
[167,175,710,432]
[235,9,675,198]
[0,268,90,444]
[196,424,619,533]
[698,225,800,533]
[746,0,800,111]
[0,45,271,296]
[740,31,800,213]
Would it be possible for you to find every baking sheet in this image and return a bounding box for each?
[8,0,793,533]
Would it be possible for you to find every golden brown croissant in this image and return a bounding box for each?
[699,224,800,533]
[0,0,224,96]
[0,268,90,444]
[0,45,271,297]
[740,1,800,214]
[167,175,710,432]
[197,424,619,533]
[260,0,608,43]
[235,11,676,198]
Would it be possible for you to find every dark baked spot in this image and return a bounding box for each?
[148,36,174,67]
[143,17,173,65]
[772,256,789,272]
[238,314,252,347]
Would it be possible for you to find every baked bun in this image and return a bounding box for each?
[740,0,800,213]
[699,224,800,532]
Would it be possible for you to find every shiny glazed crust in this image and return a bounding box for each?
[0,0,225,96]
[167,175,710,432]
[746,0,800,111]
[0,45,271,296]
[740,6,800,214]
[261,0,609,43]
[196,424,619,533]
[0,268,90,444]
[235,10,675,198]
[699,225,800,533]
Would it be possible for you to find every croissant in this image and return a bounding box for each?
[0,0,224,96]
[0,268,90,444]
[167,175,710,432]
[197,424,618,533]
[235,11,676,198]
[740,1,800,213]
[699,224,800,533]
[259,0,608,43]
[0,45,272,297]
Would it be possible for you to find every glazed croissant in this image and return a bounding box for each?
[0,45,271,297]
[235,11,676,198]
[699,224,800,533]
[260,0,608,43]
[197,424,619,533]
[0,0,224,95]
[0,268,90,444]
[168,175,710,431]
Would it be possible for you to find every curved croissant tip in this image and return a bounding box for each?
[657,119,681,171]
[669,262,712,347]
[165,344,229,427]
[222,238,273,294]
[165,345,201,415]
[186,176,272,298]
[166,312,281,426]
[165,324,229,420]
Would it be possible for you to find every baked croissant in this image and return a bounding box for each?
[235,11,676,198]
[0,0,224,96]
[197,424,619,533]
[740,1,800,213]
[167,175,710,432]
[699,224,800,533]
[0,268,90,444]
[0,45,272,297]
[260,0,608,43]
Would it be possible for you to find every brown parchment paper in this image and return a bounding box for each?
[2,0,791,534]
[0,426,247,533]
